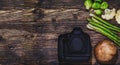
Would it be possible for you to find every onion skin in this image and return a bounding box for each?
[94,40,117,64]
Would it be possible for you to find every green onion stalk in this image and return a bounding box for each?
[90,14,120,32]
[87,18,120,46]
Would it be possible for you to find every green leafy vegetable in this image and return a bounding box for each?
[84,0,93,10]
[94,9,103,15]
[92,2,101,9]
[101,1,109,9]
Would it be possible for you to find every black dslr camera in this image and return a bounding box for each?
[58,27,92,62]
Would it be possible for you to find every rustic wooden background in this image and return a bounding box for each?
[0,0,120,65]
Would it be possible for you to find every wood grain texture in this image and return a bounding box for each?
[0,0,119,65]
[0,21,119,65]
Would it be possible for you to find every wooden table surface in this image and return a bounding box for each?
[0,0,120,65]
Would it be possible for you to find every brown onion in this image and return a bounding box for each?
[94,40,117,64]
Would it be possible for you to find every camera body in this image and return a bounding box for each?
[58,27,92,62]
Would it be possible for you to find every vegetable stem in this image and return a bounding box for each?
[92,17,120,33]
[87,23,120,46]
[91,14,120,32]
[87,19,120,46]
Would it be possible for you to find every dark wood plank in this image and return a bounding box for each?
[0,21,118,65]
[0,0,120,65]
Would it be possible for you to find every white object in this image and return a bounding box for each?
[101,8,116,20]
[115,10,120,24]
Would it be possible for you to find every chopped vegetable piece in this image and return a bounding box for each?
[84,0,93,10]
[101,8,116,20]
[94,9,103,15]
[92,2,101,9]
[115,10,120,24]
[101,1,109,9]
